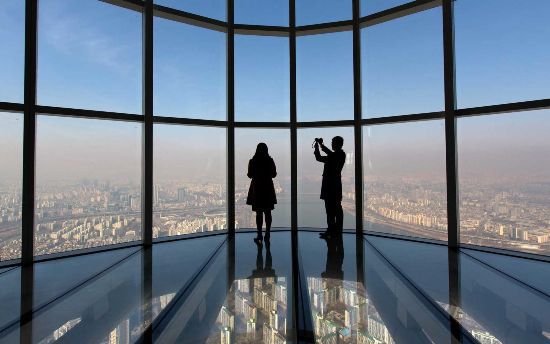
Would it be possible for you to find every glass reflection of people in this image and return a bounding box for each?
[314,136,346,238]
[249,238,276,279]
[321,233,344,280]
[247,143,277,244]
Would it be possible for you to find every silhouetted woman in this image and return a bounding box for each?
[247,143,277,243]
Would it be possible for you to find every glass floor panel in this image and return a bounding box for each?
[300,232,461,344]
[1,231,549,343]
[0,267,20,331]
[463,248,550,297]
[0,236,225,343]
[367,235,550,344]
[33,247,140,310]
[154,232,294,343]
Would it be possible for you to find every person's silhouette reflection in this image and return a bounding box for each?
[249,238,276,279]
[321,233,344,280]
[247,143,277,244]
[313,136,346,238]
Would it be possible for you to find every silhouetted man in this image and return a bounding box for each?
[314,136,345,237]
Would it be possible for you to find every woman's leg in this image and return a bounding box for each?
[264,210,272,238]
[255,211,264,237]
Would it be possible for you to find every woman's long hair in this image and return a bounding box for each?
[253,143,270,160]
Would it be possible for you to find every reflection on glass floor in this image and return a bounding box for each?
[208,276,289,343]
[209,239,289,343]
[1,231,549,343]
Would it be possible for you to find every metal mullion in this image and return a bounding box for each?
[297,120,355,128]
[20,2,38,343]
[443,0,458,249]
[100,0,143,12]
[455,98,550,118]
[153,4,227,32]
[143,0,153,247]
[141,247,153,342]
[353,0,363,234]
[289,0,297,232]
[289,0,300,342]
[234,121,291,128]
[359,0,441,28]
[361,111,445,125]
[296,20,353,36]
[227,0,235,236]
[152,116,227,127]
[443,2,462,342]
[0,102,25,113]
[22,0,38,267]
[35,105,144,122]
[234,24,290,37]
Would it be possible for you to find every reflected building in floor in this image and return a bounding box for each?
[208,277,289,344]
[307,277,395,344]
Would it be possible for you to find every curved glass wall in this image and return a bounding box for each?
[361,7,443,118]
[298,127,356,230]
[153,125,227,238]
[0,113,23,261]
[37,0,142,114]
[458,110,550,255]
[235,35,289,122]
[35,115,142,256]
[0,0,548,261]
[235,129,291,229]
[297,31,354,122]
[154,17,226,120]
[0,0,24,103]
[363,120,447,242]
[455,0,550,108]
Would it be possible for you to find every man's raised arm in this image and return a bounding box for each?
[314,144,328,163]
[320,143,333,155]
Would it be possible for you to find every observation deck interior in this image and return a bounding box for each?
[1,0,550,343]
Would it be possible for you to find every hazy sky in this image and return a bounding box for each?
[0,0,549,185]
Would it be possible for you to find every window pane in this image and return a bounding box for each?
[361,0,411,16]
[458,110,550,256]
[298,127,355,229]
[455,0,550,108]
[0,0,24,103]
[154,18,226,120]
[363,120,447,242]
[235,0,288,26]
[0,113,23,261]
[296,0,351,26]
[37,0,142,114]
[35,116,142,256]
[297,32,353,121]
[235,35,289,122]
[236,129,291,229]
[154,125,226,238]
[155,0,226,21]
[362,8,443,118]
